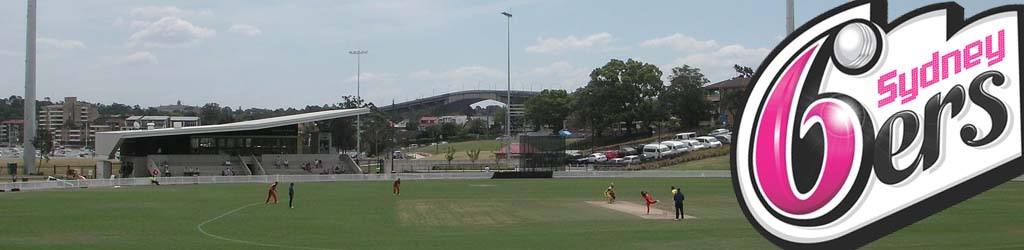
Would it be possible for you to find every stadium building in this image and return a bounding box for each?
[95,108,369,177]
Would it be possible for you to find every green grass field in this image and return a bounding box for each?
[409,140,504,161]
[656,155,731,171]
[2,177,1024,249]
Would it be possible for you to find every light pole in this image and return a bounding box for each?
[349,50,367,159]
[786,0,795,34]
[501,11,512,166]
[23,0,37,175]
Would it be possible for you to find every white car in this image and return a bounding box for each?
[696,136,723,148]
[709,128,730,136]
[610,158,625,163]
[642,143,670,160]
[683,140,707,151]
[660,141,691,154]
[674,140,697,152]
[623,155,641,163]
[587,153,608,163]
[672,132,697,141]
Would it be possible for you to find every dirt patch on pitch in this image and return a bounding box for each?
[586,201,696,220]
[398,200,525,226]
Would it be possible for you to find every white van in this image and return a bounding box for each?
[642,143,670,160]
[683,139,707,151]
[661,141,691,154]
[673,132,697,141]
[696,136,723,148]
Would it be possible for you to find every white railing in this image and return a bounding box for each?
[0,171,738,192]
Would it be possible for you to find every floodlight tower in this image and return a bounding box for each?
[349,50,367,159]
[23,0,37,175]
[786,0,795,34]
[499,11,512,142]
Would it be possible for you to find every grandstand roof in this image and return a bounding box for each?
[96,108,370,158]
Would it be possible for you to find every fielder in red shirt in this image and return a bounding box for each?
[642,191,658,214]
[266,182,279,204]
[393,178,401,195]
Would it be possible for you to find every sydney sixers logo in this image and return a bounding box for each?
[733,1,1022,248]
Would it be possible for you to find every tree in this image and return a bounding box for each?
[493,108,507,132]
[445,147,456,166]
[200,103,223,125]
[144,107,162,116]
[723,65,755,123]
[360,107,396,157]
[404,118,419,131]
[571,86,614,137]
[464,118,488,135]
[466,148,481,164]
[661,65,713,128]
[733,64,754,79]
[97,102,135,116]
[438,122,462,139]
[580,59,664,135]
[32,128,53,168]
[524,89,572,132]
[324,95,368,152]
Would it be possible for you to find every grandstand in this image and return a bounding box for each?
[95,108,369,177]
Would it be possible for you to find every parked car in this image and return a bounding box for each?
[587,153,608,163]
[660,141,691,155]
[672,132,698,141]
[709,128,730,136]
[642,143,671,160]
[610,158,625,163]
[603,150,621,159]
[683,139,707,151]
[714,134,732,144]
[619,147,639,156]
[696,136,723,148]
[574,157,590,164]
[623,155,641,163]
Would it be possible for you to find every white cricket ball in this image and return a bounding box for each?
[834,22,879,70]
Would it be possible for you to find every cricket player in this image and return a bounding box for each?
[266,182,279,204]
[642,191,658,215]
[604,184,616,203]
[393,178,401,195]
[288,183,295,208]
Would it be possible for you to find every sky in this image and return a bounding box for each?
[0,0,1017,109]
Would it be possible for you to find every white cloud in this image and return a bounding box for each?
[37,38,86,50]
[112,51,158,65]
[113,18,152,29]
[130,6,212,18]
[645,33,769,81]
[229,24,263,36]
[520,62,590,90]
[128,16,216,48]
[640,33,718,52]
[670,45,769,78]
[525,32,614,53]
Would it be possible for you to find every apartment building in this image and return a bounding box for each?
[37,97,101,147]
[0,119,23,146]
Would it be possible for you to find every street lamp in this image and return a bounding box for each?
[501,11,512,166]
[349,50,367,159]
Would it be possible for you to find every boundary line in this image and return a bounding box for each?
[195,202,342,250]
